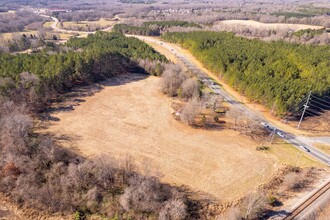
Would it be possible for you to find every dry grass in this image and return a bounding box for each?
[43,21,53,28]
[60,19,115,29]
[0,31,37,40]
[314,143,330,155]
[0,193,70,220]
[217,20,324,31]
[45,74,325,203]
[57,33,75,40]
[46,74,279,202]
[266,142,325,168]
[141,36,318,136]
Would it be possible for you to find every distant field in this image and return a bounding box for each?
[0,31,37,40]
[0,30,74,41]
[43,21,53,28]
[57,33,75,40]
[216,20,324,31]
[59,19,115,30]
[47,74,323,202]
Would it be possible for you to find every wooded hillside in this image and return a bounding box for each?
[0,32,166,97]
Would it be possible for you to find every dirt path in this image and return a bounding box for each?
[47,74,278,202]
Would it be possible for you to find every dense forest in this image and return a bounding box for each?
[0,32,166,98]
[143,21,201,29]
[162,31,330,114]
[113,24,160,36]
[113,21,201,36]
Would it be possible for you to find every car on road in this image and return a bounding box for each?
[300,145,310,152]
[261,122,267,127]
[276,131,285,138]
[260,122,270,128]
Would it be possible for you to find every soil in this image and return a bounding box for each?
[46,74,278,202]
[215,20,324,31]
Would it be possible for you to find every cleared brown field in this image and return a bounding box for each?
[47,74,280,202]
[216,20,324,31]
[0,31,37,40]
[59,19,115,31]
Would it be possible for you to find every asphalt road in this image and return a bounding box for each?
[31,13,330,166]
[131,35,330,166]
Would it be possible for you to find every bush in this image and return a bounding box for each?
[161,65,187,96]
[180,98,201,125]
[181,78,199,99]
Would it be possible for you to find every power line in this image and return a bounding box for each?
[288,96,309,113]
[308,103,326,111]
[310,95,330,105]
[306,108,320,115]
[310,100,330,109]
[297,91,312,130]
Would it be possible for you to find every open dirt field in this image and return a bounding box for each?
[58,19,116,31]
[216,20,324,31]
[46,74,281,202]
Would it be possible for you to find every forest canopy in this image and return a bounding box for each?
[113,21,201,36]
[0,32,166,97]
[162,31,330,114]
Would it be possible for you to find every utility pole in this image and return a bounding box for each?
[297,91,312,130]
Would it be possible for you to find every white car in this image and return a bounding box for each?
[276,131,285,138]
[261,122,267,127]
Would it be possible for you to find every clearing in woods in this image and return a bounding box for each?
[216,20,325,31]
[55,19,116,30]
[46,74,321,202]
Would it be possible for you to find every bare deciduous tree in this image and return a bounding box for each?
[226,108,242,130]
[241,191,267,220]
[181,78,199,99]
[159,199,187,220]
[161,64,186,96]
[180,98,201,125]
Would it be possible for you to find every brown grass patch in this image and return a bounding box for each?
[217,20,324,31]
[46,74,279,202]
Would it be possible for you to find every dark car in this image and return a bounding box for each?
[300,145,310,152]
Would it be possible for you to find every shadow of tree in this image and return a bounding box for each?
[38,73,149,123]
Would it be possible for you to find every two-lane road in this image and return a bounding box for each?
[131,35,330,166]
[31,13,330,166]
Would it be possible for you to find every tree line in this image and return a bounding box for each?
[162,31,330,115]
[0,32,166,100]
[113,24,160,36]
[113,20,201,36]
[143,21,201,29]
